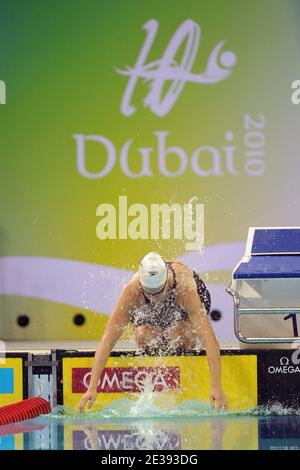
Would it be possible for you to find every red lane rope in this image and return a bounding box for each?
[0,422,47,437]
[0,397,51,426]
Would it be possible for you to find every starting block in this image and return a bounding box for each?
[227,227,300,343]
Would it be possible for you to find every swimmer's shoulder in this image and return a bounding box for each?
[167,259,193,276]
[121,272,142,303]
[167,259,197,294]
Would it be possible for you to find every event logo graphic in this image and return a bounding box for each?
[117,19,237,116]
[291,80,300,105]
[74,114,266,180]
[0,80,6,104]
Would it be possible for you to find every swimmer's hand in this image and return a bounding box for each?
[210,386,228,410]
[78,388,97,414]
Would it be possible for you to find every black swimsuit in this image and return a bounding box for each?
[130,262,211,330]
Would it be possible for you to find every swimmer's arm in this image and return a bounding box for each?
[180,288,221,385]
[78,286,134,413]
[178,283,227,409]
[88,286,133,391]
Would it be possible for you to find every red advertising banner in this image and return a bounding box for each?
[72,366,180,393]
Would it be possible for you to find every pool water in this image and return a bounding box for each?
[1,402,299,450]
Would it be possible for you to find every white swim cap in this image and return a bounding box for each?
[139,252,168,292]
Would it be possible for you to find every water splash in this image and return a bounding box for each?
[48,399,300,421]
[47,365,300,421]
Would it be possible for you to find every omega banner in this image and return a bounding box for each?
[1,1,300,342]
[60,352,258,410]
[59,349,300,415]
